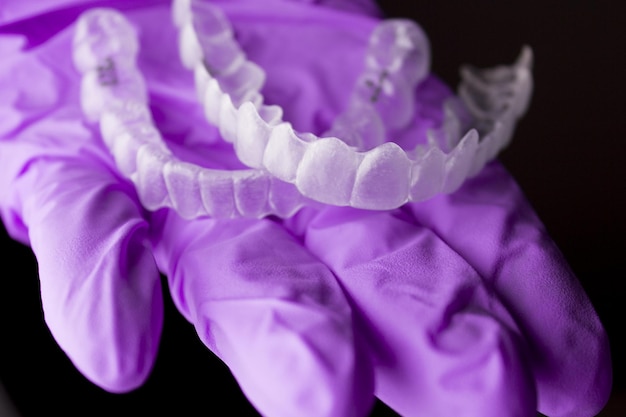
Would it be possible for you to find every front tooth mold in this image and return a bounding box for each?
[351,142,411,209]
[263,123,309,183]
[296,137,364,206]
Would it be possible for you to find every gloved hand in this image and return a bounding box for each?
[0,1,612,417]
[285,162,612,417]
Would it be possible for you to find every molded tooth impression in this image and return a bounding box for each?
[296,138,363,206]
[352,142,411,209]
[75,4,534,220]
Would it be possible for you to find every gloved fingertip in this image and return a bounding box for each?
[50,276,164,394]
[78,350,156,394]
[32,199,165,394]
[196,299,375,417]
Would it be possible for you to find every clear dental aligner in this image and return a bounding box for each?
[74,2,533,221]
[73,8,309,219]
[174,0,534,210]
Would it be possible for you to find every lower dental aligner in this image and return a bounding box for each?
[74,2,533,219]
[74,8,307,219]
[174,0,534,209]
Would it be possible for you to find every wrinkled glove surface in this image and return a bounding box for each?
[0,1,612,416]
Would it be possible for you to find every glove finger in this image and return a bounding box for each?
[152,213,374,417]
[12,155,163,393]
[288,207,537,417]
[406,162,612,417]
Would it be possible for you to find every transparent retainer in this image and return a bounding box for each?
[74,5,533,219]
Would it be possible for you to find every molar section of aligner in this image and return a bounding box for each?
[361,19,430,131]
[441,129,479,194]
[72,8,139,74]
[296,137,363,206]
[263,123,308,183]
[235,102,282,168]
[198,169,237,218]
[132,144,173,211]
[409,144,445,202]
[163,159,206,219]
[232,170,271,218]
[351,142,410,210]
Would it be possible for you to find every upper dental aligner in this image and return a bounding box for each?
[174,0,534,211]
[74,8,308,219]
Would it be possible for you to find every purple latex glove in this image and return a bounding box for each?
[0,1,376,415]
[285,162,612,417]
[0,1,612,417]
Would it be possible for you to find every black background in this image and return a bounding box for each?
[1,1,624,416]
